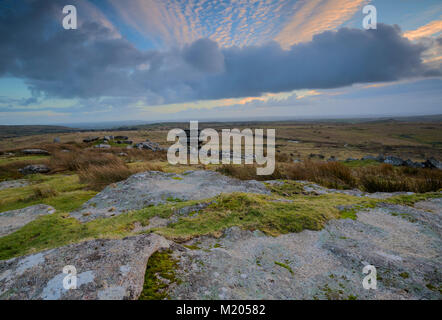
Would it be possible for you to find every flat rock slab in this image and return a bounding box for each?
[71,170,269,222]
[0,234,169,300]
[0,205,55,237]
[0,179,29,191]
[170,198,442,300]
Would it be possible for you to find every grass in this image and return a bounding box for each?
[274,261,294,275]
[78,163,133,190]
[154,192,373,240]
[219,161,442,193]
[0,198,204,260]
[138,249,180,300]
[0,174,96,213]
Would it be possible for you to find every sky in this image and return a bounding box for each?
[0,0,441,125]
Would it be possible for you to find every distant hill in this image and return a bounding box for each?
[0,125,76,139]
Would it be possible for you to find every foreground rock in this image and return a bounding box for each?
[19,164,50,175]
[0,234,169,300]
[0,205,55,237]
[170,198,441,300]
[21,149,49,155]
[71,170,269,222]
[0,179,29,191]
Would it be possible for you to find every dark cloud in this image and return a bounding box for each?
[0,0,440,105]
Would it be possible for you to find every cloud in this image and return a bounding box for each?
[403,20,442,40]
[274,0,367,48]
[0,1,440,107]
[108,0,295,47]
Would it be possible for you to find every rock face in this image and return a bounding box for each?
[0,234,169,300]
[0,205,55,237]
[21,149,50,155]
[19,164,51,175]
[0,179,29,191]
[383,156,404,166]
[170,198,442,300]
[94,144,111,149]
[83,137,99,143]
[424,157,442,170]
[71,170,270,222]
[134,140,163,151]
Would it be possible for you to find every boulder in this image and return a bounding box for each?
[0,234,169,300]
[19,164,51,175]
[327,156,337,162]
[384,156,404,166]
[0,204,55,237]
[134,141,163,151]
[22,149,50,156]
[94,144,111,149]
[53,137,61,143]
[70,170,270,222]
[376,154,385,162]
[361,155,376,161]
[346,158,358,162]
[0,179,29,191]
[404,159,424,169]
[118,152,128,157]
[103,136,114,141]
[114,136,128,140]
[423,157,442,170]
[83,137,99,143]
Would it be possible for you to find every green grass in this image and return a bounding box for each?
[385,192,441,206]
[341,159,378,168]
[274,261,294,275]
[0,155,49,165]
[0,174,96,213]
[138,249,180,300]
[93,139,130,148]
[0,198,204,260]
[155,192,374,240]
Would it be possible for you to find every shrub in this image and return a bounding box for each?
[217,164,284,181]
[49,150,124,172]
[78,163,132,190]
[284,161,357,189]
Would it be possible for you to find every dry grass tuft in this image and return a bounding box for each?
[78,163,133,190]
[217,164,284,181]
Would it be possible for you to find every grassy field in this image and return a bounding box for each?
[2,119,440,160]
[0,118,440,261]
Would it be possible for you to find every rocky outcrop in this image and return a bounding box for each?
[93,144,111,149]
[0,179,29,191]
[423,157,442,170]
[0,234,169,300]
[383,156,404,166]
[83,137,99,143]
[19,164,50,175]
[0,205,55,237]
[358,155,441,169]
[170,198,442,300]
[134,139,164,151]
[70,170,270,222]
[21,149,50,155]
